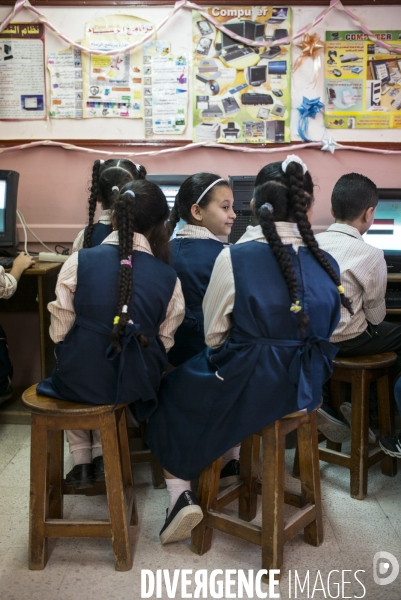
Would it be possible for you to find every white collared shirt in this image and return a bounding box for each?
[0,268,17,299]
[176,224,222,242]
[49,230,185,350]
[316,223,387,343]
[203,222,305,349]
[72,209,113,253]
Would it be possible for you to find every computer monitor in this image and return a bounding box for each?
[146,174,188,210]
[245,65,267,86]
[228,175,257,243]
[370,60,391,86]
[268,61,287,75]
[364,189,401,255]
[221,22,244,50]
[0,170,19,251]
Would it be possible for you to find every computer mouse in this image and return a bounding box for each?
[333,69,342,77]
[272,89,283,97]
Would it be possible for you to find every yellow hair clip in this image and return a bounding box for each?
[290,300,302,313]
[113,316,120,325]
[337,285,345,295]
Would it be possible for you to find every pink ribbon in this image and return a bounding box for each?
[120,256,132,268]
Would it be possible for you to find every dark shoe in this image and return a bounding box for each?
[379,433,401,458]
[0,385,13,406]
[65,464,94,489]
[219,459,240,488]
[160,491,203,545]
[317,404,351,443]
[340,402,376,444]
[93,455,105,482]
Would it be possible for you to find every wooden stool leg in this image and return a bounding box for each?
[47,429,64,519]
[191,457,221,556]
[298,411,323,546]
[261,421,285,577]
[292,443,300,479]
[29,414,49,570]
[238,435,259,522]
[350,372,370,500]
[117,409,138,526]
[100,411,132,572]
[150,458,167,489]
[377,374,398,478]
[327,380,344,452]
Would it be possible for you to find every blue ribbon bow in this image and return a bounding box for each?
[297,96,324,142]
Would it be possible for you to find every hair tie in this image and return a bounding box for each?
[260,202,274,214]
[99,159,104,165]
[124,190,136,199]
[135,163,141,171]
[290,300,302,313]
[122,305,128,313]
[195,178,224,205]
[282,154,308,175]
[120,256,132,268]
[337,285,345,295]
[113,316,120,325]
[112,186,119,192]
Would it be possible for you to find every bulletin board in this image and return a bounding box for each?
[1,1,401,147]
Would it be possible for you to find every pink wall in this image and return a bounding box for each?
[1,144,400,386]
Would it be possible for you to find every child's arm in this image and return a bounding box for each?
[0,253,35,299]
[158,278,185,352]
[203,247,235,349]
[361,253,387,325]
[48,254,78,343]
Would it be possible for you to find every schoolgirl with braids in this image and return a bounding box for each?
[146,155,346,545]
[38,179,185,490]
[72,158,147,252]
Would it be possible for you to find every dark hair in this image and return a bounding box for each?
[332,172,378,222]
[254,160,353,333]
[169,172,230,233]
[84,158,147,248]
[110,179,170,353]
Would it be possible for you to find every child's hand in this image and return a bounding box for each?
[10,253,36,281]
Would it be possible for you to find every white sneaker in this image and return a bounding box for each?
[340,402,376,444]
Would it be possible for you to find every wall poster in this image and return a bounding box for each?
[0,23,46,120]
[325,30,401,130]
[192,6,292,144]
[48,47,83,119]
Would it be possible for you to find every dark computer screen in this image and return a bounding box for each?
[268,61,287,75]
[222,22,244,49]
[248,66,266,85]
[0,180,6,234]
[146,174,189,210]
[0,170,18,249]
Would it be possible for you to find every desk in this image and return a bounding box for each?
[0,261,62,379]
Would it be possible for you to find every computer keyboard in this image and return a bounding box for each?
[0,257,14,269]
[386,288,401,308]
[222,47,254,62]
[241,92,273,105]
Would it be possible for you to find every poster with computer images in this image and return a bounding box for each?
[325,30,401,130]
[0,23,46,120]
[80,15,154,118]
[142,41,188,137]
[192,6,291,144]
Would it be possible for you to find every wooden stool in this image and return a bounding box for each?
[22,384,137,571]
[127,415,166,489]
[318,352,398,500]
[191,409,323,581]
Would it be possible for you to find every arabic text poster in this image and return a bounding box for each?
[82,15,154,118]
[48,47,83,119]
[192,6,291,144]
[325,30,401,130]
[143,42,188,136]
[0,23,46,120]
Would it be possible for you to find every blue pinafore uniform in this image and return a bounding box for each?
[167,237,224,366]
[146,241,341,480]
[38,244,177,421]
[85,222,113,247]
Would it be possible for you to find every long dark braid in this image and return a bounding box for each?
[110,179,170,353]
[285,161,353,315]
[256,182,310,333]
[84,159,102,248]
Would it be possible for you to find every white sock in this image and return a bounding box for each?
[221,446,240,469]
[92,446,103,460]
[72,448,92,466]
[166,478,191,516]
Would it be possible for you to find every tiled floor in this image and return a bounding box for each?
[0,423,400,600]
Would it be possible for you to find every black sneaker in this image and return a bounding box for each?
[65,464,94,489]
[93,456,105,482]
[379,433,401,458]
[160,490,203,545]
[219,459,240,488]
[317,404,351,443]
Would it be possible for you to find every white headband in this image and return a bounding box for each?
[112,186,119,192]
[124,190,136,198]
[282,154,308,175]
[195,178,224,205]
